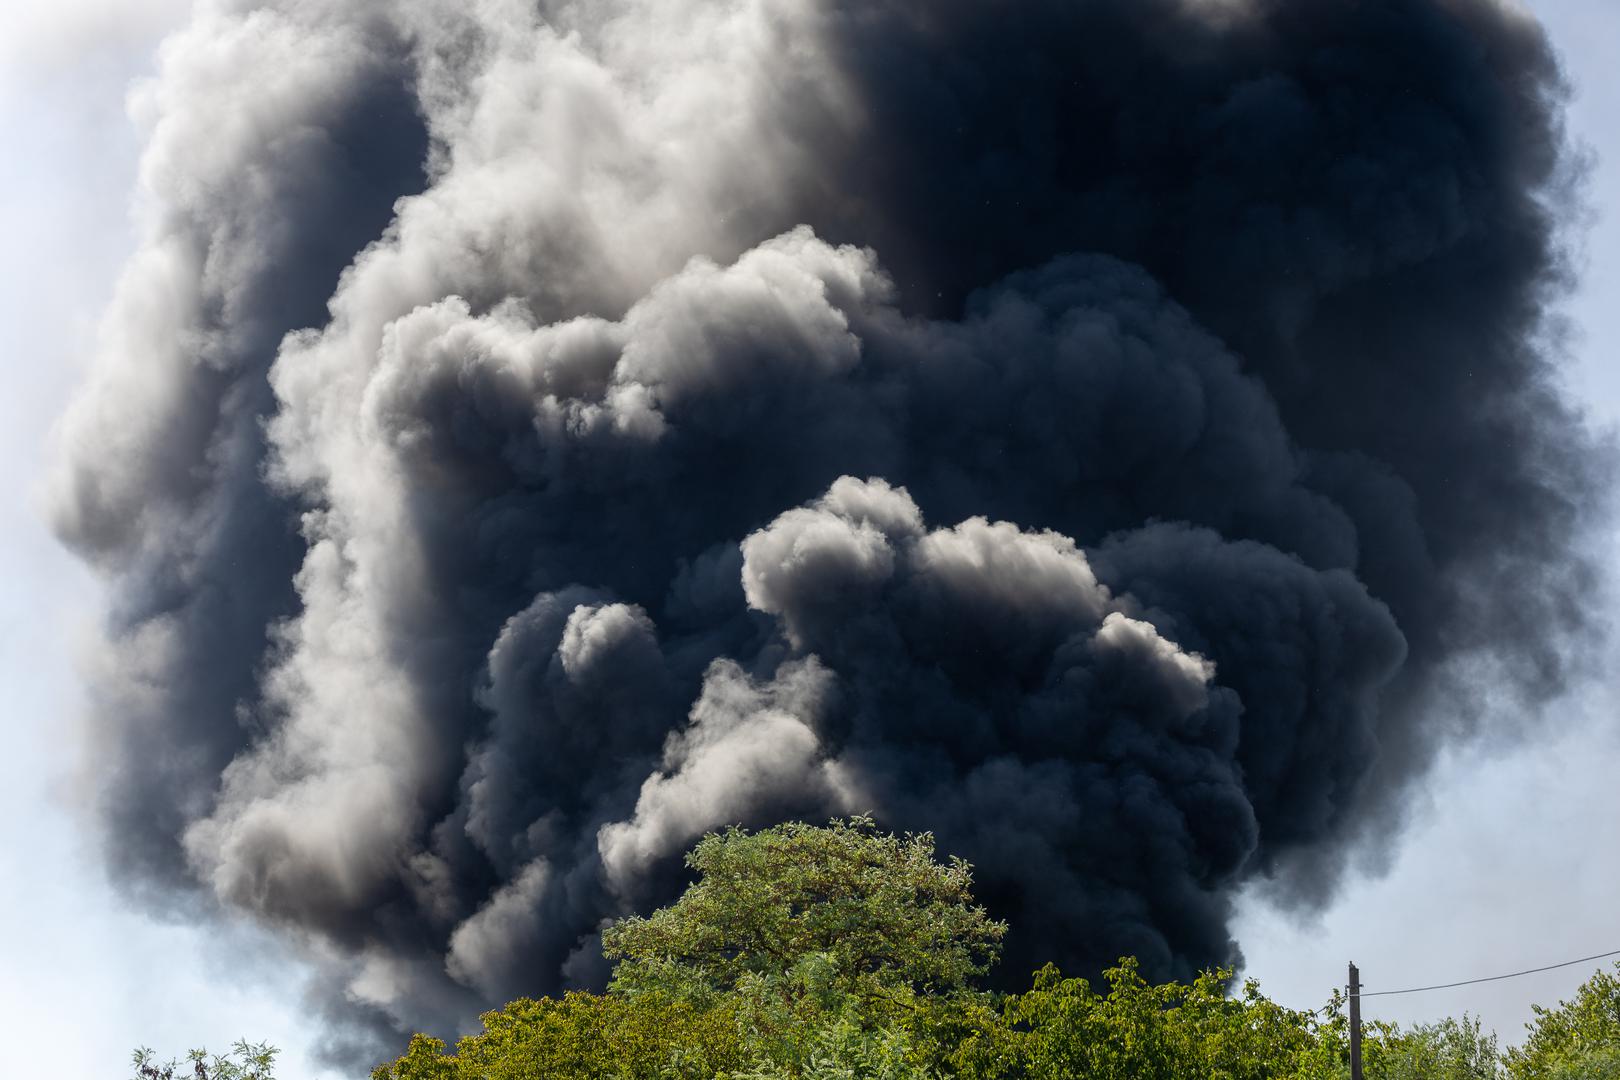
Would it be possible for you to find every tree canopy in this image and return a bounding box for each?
[1506,963,1620,1080]
[131,1041,279,1080]
[603,817,1004,1006]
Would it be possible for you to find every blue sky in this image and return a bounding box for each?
[0,2,1614,1076]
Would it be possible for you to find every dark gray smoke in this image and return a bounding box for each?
[51,0,1607,1060]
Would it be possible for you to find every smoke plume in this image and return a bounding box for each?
[52,0,1607,1060]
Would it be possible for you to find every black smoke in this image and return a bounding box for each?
[50,0,1607,1061]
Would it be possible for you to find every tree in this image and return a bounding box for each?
[731,1014,939,1080]
[1506,963,1620,1080]
[602,816,1005,1011]
[949,958,1338,1080]
[1371,1016,1501,1080]
[603,816,1005,1075]
[370,992,747,1080]
[131,1041,278,1080]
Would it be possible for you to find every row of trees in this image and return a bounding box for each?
[139,819,1620,1079]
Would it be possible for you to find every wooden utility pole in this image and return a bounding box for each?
[1349,961,1363,1080]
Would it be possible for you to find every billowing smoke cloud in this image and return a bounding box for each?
[51,0,1608,1062]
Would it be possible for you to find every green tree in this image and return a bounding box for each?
[1370,1016,1501,1080]
[603,817,1004,1011]
[731,1009,940,1080]
[370,992,747,1080]
[1506,963,1620,1080]
[1542,1048,1620,1080]
[131,1041,278,1080]
[603,816,1004,1074]
[950,958,1337,1080]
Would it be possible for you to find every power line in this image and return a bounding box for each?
[1355,948,1620,999]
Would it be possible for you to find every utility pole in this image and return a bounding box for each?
[1349,961,1362,1080]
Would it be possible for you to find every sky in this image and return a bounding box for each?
[0,1,1614,1076]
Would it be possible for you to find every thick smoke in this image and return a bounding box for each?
[51,0,1607,1061]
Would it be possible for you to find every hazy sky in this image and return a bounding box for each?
[0,2,1614,1076]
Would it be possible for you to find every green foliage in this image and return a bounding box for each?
[369,992,747,1080]
[358,821,1618,1080]
[732,1007,939,1080]
[131,1041,278,1080]
[603,816,1005,1015]
[1506,964,1620,1080]
[1541,1047,1620,1080]
[946,958,1338,1080]
[1367,1016,1501,1080]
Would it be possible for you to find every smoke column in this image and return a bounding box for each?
[51,0,1608,1061]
